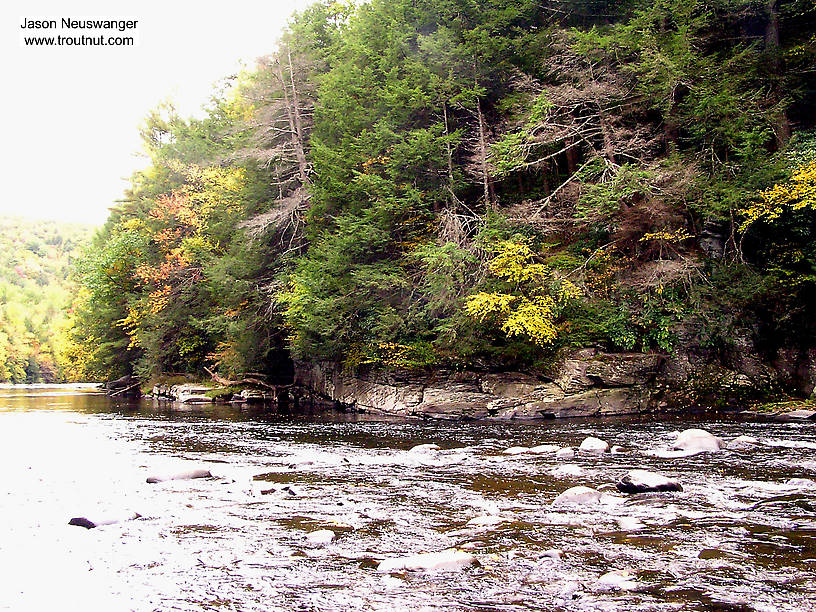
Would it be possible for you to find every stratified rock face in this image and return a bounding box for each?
[553,350,662,393]
[293,351,663,420]
[616,470,682,494]
[773,410,816,422]
[153,384,212,403]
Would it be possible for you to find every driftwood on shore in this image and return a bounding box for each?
[100,375,141,397]
[109,382,141,397]
[203,367,277,390]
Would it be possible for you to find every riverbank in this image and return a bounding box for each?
[133,347,816,422]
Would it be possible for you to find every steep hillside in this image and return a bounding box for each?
[72,0,816,406]
[0,216,93,382]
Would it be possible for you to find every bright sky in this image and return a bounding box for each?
[1,0,315,225]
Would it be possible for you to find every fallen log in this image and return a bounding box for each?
[109,382,141,397]
[204,367,276,390]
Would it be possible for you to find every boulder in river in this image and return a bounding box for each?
[503,446,529,455]
[616,469,682,494]
[377,549,476,573]
[595,569,638,591]
[552,485,602,506]
[306,529,335,545]
[555,447,575,460]
[69,512,141,529]
[146,468,213,483]
[579,437,609,454]
[528,444,560,454]
[671,428,722,454]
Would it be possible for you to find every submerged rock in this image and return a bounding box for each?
[146,468,213,483]
[727,435,760,450]
[409,443,440,453]
[671,428,722,454]
[595,569,639,591]
[503,446,530,455]
[579,437,609,454]
[377,549,476,573]
[551,464,584,478]
[552,485,602,506]
[616,469,682,494]
[787,478,816,488]
[616,516,646,531]
[529,444,560,454]
[541,548,564,560]
[467,515,509,528]
[68,511,141,529]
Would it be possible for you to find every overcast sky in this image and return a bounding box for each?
[1,0,315,225]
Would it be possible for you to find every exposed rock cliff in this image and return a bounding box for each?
[293,350,663,419]
[292,340,816,419]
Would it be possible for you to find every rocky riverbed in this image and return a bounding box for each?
[1,385,815,611]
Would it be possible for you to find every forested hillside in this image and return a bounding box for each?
[0,216,92,382]
[73,0,816,402]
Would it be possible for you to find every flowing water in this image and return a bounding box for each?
[1,385,815,611]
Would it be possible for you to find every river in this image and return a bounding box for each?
[1,385,814,611]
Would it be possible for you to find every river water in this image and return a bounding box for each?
[1,385,815,611]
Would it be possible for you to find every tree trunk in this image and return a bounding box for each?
[287,47,310,183]
[275,59,302,179]
[442,101,454,212]
[765,0,791,147]
[476,96,494,210]
[565,138,579,175]
[598,105,617,165]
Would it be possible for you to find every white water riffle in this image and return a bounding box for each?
[0,386,814,611]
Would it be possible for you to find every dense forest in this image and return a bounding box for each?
[71,0,816,403]
[0,216,91,382]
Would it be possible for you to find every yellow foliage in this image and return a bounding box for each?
[555,279,582,303]
[123,218,146,233]
[500,297,558,345]
[464,241,582,347]
[639,229,692,243]
[741,160,816,230]
[488,241,548,283]
[361,155,391,171]
[464,292,517,321]
[120,306,145,349]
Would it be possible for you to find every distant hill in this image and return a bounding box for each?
[0,216,94,382]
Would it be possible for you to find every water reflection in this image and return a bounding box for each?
[0,386,814,611]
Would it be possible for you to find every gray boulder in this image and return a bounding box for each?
[616,469,682,494]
